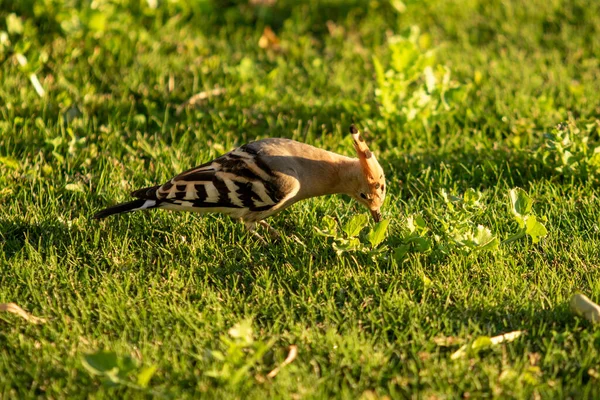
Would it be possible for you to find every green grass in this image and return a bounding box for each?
[1,0,600,398]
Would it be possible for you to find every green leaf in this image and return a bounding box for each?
[421,274,433,288]
[394,245,410,262]
[424,66,436,93]
[228,319,254,345]
[473,225,499,251]
[450,336,492,360]
[509,188,532,218]
[525,215,548,243]
[366,219,390,247]
[82,351,119,375]
[451,331,523,360]
[413,237,431,252]
[471,336,493,352]
[314,216,338,237]
[390,0,406,13]
[406,214,427,234]
[238,57,256,81]
[136,365,158,388]
[390,40,419,73]
[0,156,19,169]
[464,188,482,206]
[46,136,64,149]
[65,183,85,193]
[117,355,137,377]
[208,350,225,361]
[332,237,362,255]
[343,214,369,237]
[6,14,24,35]
[372,56,386,87]
[87,11,107,32]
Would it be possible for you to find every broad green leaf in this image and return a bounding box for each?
[473,225,499,251]
[514,214,526,228]
[406,214,427,234]
[0,156,19,169]
[82,351,119,375]
[332,238,362,255]
[117,355,137,377]
[343,214,369,237]
[509,188,532,217]
[137,365,158,388]
[525,215,548,243]
[413,237,431,252]
[314,216,338,237]
[366,219,390,247]
[394,245,410,262]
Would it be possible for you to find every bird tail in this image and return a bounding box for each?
[93,199,158,219]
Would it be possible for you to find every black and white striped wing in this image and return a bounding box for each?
[133,145,287,215]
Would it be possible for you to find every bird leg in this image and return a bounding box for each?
[243,221,267,244]
[259,220,281,239]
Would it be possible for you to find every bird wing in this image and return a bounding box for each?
[134,145,290,213]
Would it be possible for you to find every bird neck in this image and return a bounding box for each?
[295,155,362,199]
[331,158,364,196]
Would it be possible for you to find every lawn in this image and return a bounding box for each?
[1,0,600,398]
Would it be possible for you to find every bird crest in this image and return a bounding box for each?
[349,124,385,190]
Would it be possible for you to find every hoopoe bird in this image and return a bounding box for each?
[94,125,386,241]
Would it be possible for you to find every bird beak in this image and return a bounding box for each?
[371,209,382,223]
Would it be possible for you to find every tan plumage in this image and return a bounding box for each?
[94,125,386,240]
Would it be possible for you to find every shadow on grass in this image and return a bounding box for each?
[384,145,590,200]
[0,218,72,260]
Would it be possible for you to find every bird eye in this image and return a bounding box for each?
[360,193,367,199]
[381,185,385,192]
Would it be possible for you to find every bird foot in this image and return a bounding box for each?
[259,221,281,240]
[243,220,281,244]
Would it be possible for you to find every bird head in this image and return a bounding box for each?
[349,124,386,222]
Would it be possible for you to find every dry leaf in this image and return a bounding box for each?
[0,303,47,324]
[15,53,46,97]
[258,26,281,51]
[487,330,523,345]
[250,0,277,5]
[360,390,391,400]
[450,330,523,360]
[168,74,175,92]
[570,293,600,323]
[433,335,464,347]
[267,345,298,378]
[326,20,345,37]
[176,87,225,115]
